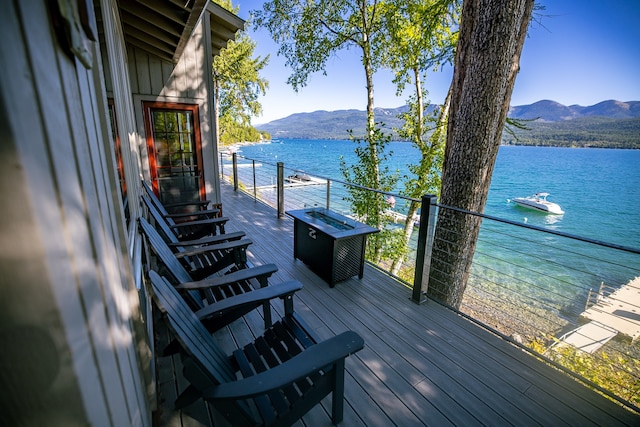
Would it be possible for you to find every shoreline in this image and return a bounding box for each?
[224,138,640,150]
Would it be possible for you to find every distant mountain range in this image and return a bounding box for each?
[256,100,640,148]
[256,106,415,140]
[508,100,640,121]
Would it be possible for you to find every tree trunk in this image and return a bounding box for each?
[360,10,384,259]
[427,0,534,308]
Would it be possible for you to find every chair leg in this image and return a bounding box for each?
[283,294,294,316]
[175,384,202,409]
[258,276,272,328]
[331,360,345,425]
[262,301,272,328]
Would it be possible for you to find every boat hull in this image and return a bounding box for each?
[512,198,564,215]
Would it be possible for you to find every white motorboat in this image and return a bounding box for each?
[512,192,564,215]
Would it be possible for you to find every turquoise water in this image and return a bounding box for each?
[237,139,640,327]
[239,139,640,249]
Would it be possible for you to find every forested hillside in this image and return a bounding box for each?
[504,117,640,149]
[255,100,640,148]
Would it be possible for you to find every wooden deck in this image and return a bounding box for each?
[152,183,640,426]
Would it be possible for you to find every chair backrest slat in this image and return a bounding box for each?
[149,271,236,383]
[141,194,181,246]
[142,180,176,225]
[140,218,192,283]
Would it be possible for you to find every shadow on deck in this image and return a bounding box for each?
[151,183,639,426]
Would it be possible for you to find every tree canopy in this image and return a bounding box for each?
[377,0,459,275]
[255,0,395,259]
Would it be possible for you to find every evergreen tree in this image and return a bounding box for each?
[213,1,269,145]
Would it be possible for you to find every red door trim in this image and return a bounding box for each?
[142,101,204,201]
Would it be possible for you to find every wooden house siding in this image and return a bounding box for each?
[98,0,144,255]
[0,1,150,425]
[129,18,221,205]
[1,0,242,424]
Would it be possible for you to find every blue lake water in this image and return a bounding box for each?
[237,139,640,324]
[237,139,640,320]
[239,139,640,249]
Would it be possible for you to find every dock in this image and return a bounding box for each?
[384,209,420,226]
[285,174,327,186]
[580,276,640,341]
[553,322,619,354]
[550,277,640,354]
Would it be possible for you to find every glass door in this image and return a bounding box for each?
[143,102,204,213]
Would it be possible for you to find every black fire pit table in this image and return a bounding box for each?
[286,208,379,287]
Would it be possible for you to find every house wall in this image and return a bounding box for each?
[128,16,222,205]
[0,1,150,425]
[97,0,145,282]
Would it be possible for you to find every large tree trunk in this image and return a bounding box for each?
[427,0,534,308]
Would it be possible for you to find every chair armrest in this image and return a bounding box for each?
[165,208,219,219]
[164,200,210,210]
[170,217,229,230]
[176,263,278,290]
[167,231,246,248]
[203,331,364,400]
[174,239,252,259]
[194,280,303,321]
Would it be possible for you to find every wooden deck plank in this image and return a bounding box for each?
[151,183,640,426]
[235,241,557,425]
[288,276,500,425]
[235,246,456,423]
[337,269,586,425]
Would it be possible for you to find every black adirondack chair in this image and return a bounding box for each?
[140,217,288,331]
[142,193,246,246]
[142,195,249,279]
[142,180,228,240]
[148,270,364,426]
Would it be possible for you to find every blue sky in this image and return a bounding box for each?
[237,0,640,124]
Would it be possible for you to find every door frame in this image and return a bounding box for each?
[142,101,205,202]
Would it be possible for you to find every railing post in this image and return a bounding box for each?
[252,159,257,201]
[326,179,331,210]
[412,194,438,304]
[232,152,238,191]
[277,162,284,217]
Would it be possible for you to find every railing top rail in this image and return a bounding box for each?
[437,202,640,255]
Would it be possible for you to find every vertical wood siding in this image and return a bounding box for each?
[129,18,221,204]
[0,1,150,425]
